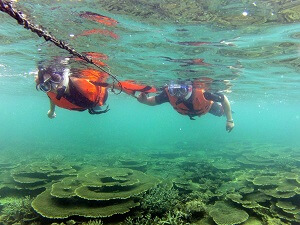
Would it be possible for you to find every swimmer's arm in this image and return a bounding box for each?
[137,89,169,106]
[47,99,56,119]
[137,93,158,106]
[205,92,234,132]
[221,95,234,132]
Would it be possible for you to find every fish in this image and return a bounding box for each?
[177,41,212,46]
[176,28,189,32]
[84,52,108,60]
[79,11,118,27]
[77,29,119,39]
[182,58,211,67]
[162,57,211,67]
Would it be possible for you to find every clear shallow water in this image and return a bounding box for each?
[0,1,300,224]
[0,0,299,145]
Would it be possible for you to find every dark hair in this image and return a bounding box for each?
[37,66,53,83]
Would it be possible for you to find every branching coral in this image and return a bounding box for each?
[158,210,189,225]
[124,214,159,225]
[0,196,38,224]
[82,219,104,225]
[140,184,179,216]
[124,211,189,225]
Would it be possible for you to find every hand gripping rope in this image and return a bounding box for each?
[0,0,122,93]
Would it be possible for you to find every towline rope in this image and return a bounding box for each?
[0,0,122,93]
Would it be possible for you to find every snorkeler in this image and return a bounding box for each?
[35,57,157,119]
[136,81,234,132]
[35,57,109,118]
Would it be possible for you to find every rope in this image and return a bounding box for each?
[0,0,122,94]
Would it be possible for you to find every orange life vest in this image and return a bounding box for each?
[166,87,213,117]
[47,77,107,111]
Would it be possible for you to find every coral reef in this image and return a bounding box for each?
[76,0,300,27]
[0,142,299,224]
[157,210,189,225]
[140,184,179,216]
[0,160,77,194]
[184,199,206,221]
[115,158,148,172]
[0,196,38,224]
[32,167,160,219]
[208,201,249,225]
[82,219,104,225]
[124,214,160,225]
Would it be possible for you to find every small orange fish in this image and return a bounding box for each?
[84,52,109,60]
[80,11,118,27]
[77,29,119,39]
[189,59,211,66]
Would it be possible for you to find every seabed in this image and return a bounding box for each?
[0,142,299,225]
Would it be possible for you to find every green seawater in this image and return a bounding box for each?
[0,1,300,224]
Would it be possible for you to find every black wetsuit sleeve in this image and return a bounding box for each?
[155,89,170,104]
[204,92,224,102]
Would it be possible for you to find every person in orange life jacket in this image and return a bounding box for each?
[35,62,109,119]
[137,81,234,132]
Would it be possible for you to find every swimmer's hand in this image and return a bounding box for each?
[137,92,148,104]
[47,110,56,119]
[226,121,234,133]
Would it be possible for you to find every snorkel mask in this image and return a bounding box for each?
[168,81,192,98]
[36,68,63,93]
